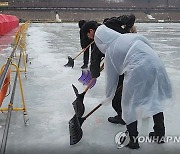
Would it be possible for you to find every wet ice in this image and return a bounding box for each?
[0,23,180,154]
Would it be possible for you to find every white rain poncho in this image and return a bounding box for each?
[94,25,172,125]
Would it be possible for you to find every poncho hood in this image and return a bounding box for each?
[94,25,119,53]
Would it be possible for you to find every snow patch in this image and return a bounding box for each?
[147,14,156,20]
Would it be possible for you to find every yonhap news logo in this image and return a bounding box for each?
[115,131,130,148]
[115,131,180,149]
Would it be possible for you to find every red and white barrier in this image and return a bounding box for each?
[0,14,19,36]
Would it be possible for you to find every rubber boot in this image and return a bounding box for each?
[149,112,165,144]
[126,121,140,149]
[126,136,140,149]
[149,131,165,144]
[108,115,126,125]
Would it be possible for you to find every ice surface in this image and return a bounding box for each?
[0,23,180,154]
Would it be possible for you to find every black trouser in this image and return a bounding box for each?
[112,75,124,116]
[83,47,89,65]
[126,112,165,138]
[153,112,165,136]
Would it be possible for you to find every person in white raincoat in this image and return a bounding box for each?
[94,24,172,149]
[82,21,172,149]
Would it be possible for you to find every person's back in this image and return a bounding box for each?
[103,14,136,34]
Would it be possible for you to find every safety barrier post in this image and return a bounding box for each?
[0,63,28,125]
[0,21,30,154]
[12,21,30,76]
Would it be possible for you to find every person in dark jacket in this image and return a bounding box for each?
[78,20,93,69]
[84,14,136,125]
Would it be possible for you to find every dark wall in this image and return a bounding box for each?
[1,0,179,8]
